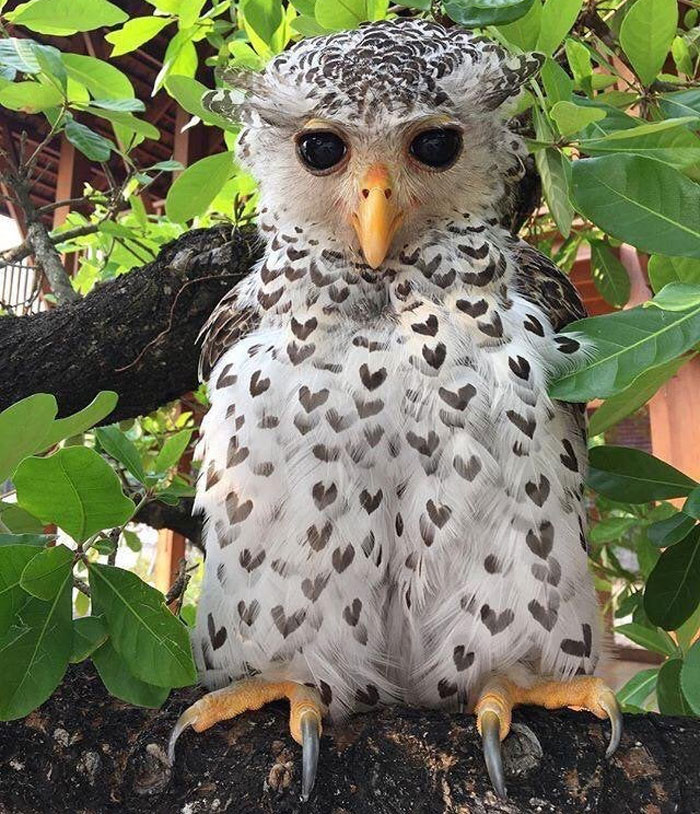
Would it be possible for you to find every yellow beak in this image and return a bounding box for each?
[351,165,403,269]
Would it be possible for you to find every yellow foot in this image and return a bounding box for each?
[474,675,622,798]
[168,678,325,801]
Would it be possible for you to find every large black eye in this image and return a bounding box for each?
[296,131,347,173]
[409,128,462,169]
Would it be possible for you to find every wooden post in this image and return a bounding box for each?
[155,528,186,594]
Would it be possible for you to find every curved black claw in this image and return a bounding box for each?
[481,710,507,799]
[167,706,197,764]
[600,690,623,758]
[300,710,320,802]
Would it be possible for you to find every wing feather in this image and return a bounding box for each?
[198,287,260,381]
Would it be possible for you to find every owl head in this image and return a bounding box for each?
[205,19,543,267]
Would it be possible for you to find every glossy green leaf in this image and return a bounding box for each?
[589,240,630,308]
[92,639,170,707]
[14,447,135,543]
[684,487,700,520]
[0,503,43,536]
[0,577,72,721]
[165,152,234,223]
[550,101,605,136]
[499,0,541,50]
[83,107,158,141]
[681,639,700,714]
[536,147,573,237]
[588,357,686,437]
[0,38,42,74]
[535,0,580,55]
[154,430,192,474]
[6,0,127,35]
[589,445,697,503]
[62,54,134,101]
[540,57,573,105]
[20,545,73,601]
[0,545,41,638]
[0,393,57,482]
[122,530,142,552]
[41,391,118,449]
[647,283,700,312]
[564,39,593,94]
[443,0,534,27]
[241,0,283,44]
[648,255,700,294]
[615,622,678,657]
[659,90,700,121]
[64,119,113,162]
[619,0,678,86]
[88,563,196,688]
[0,534,51,547]
[95,425,146,483]
[315,0,384,29]
[69,615,108,663]
[105,17,172,57]
[89,98,145,112]
[647,512,696,548]
[645,526,700,630]
[0,81,63,113]
[657,658,693,715]
[549,299,700,401]
[571,156,700,259]
[616,667,659,708]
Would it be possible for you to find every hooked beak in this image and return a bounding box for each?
[351,164,403,269]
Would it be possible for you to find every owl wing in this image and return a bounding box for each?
[198,283,260,381]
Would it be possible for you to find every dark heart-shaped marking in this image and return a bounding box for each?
[226,491,253,525]
[355,397,384,418]
[508,355,531,380]
[254,462,274,477]
[326,408,356,433]
[294,412,318,435]
[560,438,579,472]
[438,384,476,411]
[484,554,501,574]
[523,314,545,337]
[355,684,379,706]
[299,385,329,413]
[271,606,306,638]
[285,264,306,281]
[287,247,309,262]
[480,604,515,635]
[352,336,384,352]
[422,342,447,369]
[364,425,384,448]
[237,599,259,627]
[560,623,592,658]
[411,314,438,336]
[312,481,337,510]
[507,409,536,438]
[531,556,562,586]
[406,430,440,457]
[235,415,245,430]
[319,681,333,706]
[433,269,456,289]
[453,645,475,672]
[453,454,481,481]
[419,254,443,277]
[359,364,387,391]
[395,280,412,299]
[291,316,318,341]
[329,284,349,303]
[526,521,554,559]
[258,287,284,310]
[287,341,315,365]
[525,474,550,507]
[227,439,249,468]
[307,521,332,551]
[343,598,362,626]
[427,499,451,529]
[438,678,458,698]
[309,261,335,287]
[260,263,281,284]
[216,363,237,389]
[302,573,330,602]
[477,312,503,338]
[458,242,490,259]
[207,613,227,650]
[555,336,581,354]
[456,298,488,318]
[360,488,383,514]
[332,544,355,573]
[313,443,340,462]
[239,548,265,572]
[528,599,558,631]
[205,462,222,490]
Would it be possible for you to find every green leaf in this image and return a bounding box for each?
[0,545,41,637]
[684,487,700,520]
[0,576,72,721]
[647,512,696,548]
[499,0,541,50]
[105,17,172,57]
[20,544,73,601]
[88,563,196,688]
[95,425,147,483]
[92,638,170,707]
[62,53,134,100]
[0,80,63,113]
[0,534,52,547]
[165,152,234,223]
[6,0,127,35]
[0,503,43,535]
[154,430,192,474]
[615,623,678,656]
[241,0,283,44]
[589,516,638,544]
[659,90,700,121]
[70,615,108,663]
[89,98,145,112]
[550,101,605,136]
[535,0,580,56]
[571,156,700,259]
[82,107,159,141]
[645,526,700,630]
[588,357,686,437]
[14,447,135,543]
[657,658,693,716]
[589,240,630,308]
[0,393,57,482]
[617,667,659,709]
[122,529,142,552]
[165,75,232,129]
[647,283,700,312]
[588,445,697,503]
[564,39,593,95]
[648,255,700,294]
[619,0,678,86]
[540,57,573,105]
[681,639,700,714]
[0,38,42,74]
[315,0,377,29]
[536,147,573,237]
[150,160,185,172]
[443,0,535,28]
[64,119,113,162]
[41,391,118,449]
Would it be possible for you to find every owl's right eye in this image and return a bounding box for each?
[296,131,348,174]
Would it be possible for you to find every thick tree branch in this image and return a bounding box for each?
[135,498,203,552]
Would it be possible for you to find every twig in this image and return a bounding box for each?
[73,577,91,597]
[164,557,196,614]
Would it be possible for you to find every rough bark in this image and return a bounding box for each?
[0,663,698,814]
[0,225,261,421]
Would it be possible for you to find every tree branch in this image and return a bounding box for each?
[135,498,203,552]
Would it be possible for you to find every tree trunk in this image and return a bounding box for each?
[0,664,697,814]
[0,226,261,422]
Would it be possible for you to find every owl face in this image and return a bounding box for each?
[206,20,543,267]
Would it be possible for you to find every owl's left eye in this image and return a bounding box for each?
[296,131,348,174]
[409,127,462,170]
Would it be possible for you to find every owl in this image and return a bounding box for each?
[168,19,621,800]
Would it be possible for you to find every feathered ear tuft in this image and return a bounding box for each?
[481,51,545,110]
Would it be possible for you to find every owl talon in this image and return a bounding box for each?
[599,689,623,757]
[300,709,321,801]
[168,702,200,764]
[480,710,507,798]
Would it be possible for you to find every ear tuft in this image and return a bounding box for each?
[482,51,545,111]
